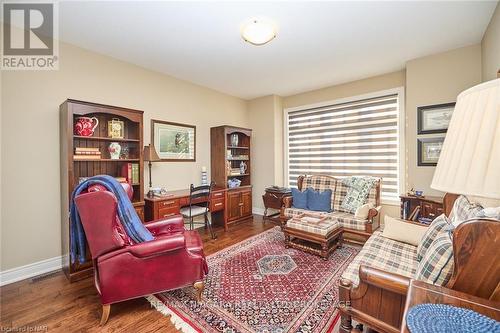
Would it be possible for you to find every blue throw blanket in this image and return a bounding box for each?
[70,175,154,264]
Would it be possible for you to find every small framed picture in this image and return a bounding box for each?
[418,137,444,166]
[417,102,455,135]
[151,119,196,161]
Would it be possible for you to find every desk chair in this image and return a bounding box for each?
[180,182,217,239]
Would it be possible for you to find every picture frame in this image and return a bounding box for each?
[151,119,196,161]
[417,137,444,166]
[417,102,455,135]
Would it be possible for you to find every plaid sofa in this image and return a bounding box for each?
[341,231,418,287]
[281,175,381,242]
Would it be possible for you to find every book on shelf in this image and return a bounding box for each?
[121,163,139,184]
[408,206,420,221]
[131,163,139,184]
[74,151,101,155]
[74,154,101,160]
[79,176,128,184]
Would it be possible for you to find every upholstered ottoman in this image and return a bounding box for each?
[283,213,343,259]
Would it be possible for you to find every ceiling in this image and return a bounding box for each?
[58,1,498,99]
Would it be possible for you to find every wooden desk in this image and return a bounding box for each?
[144,186,227,227]
[401,280,500,333]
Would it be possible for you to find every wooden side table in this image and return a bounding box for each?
[262,187,291,221]
[401,280,500,333]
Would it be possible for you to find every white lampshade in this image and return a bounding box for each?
[431,78,500,199]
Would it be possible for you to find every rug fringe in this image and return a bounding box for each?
[146,295,198,333]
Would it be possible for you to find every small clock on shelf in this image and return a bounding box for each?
[108,118,124,138]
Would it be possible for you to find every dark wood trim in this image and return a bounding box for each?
[151,119,196,162]
[417,102,455,135]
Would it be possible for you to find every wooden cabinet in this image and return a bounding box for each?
[400,195,444,223]
[60,99,145,282]
[145,188,226,222]
[210,125,253,231]
[227,187,252,223]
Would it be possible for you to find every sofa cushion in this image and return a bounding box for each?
[340,177,378,214]
[341,231,418,287]
[416,214,449,262]
[355,203,375,219]
[330,211,368,231]
[414,230,454,286]
[283,208,369,231]
[449,195,483,227]
[334,177,380,212]
[307,189,332,212]
[291,188,308,209]
[301,175,337,210]
[286,215,340,236]
[382,216,428,246]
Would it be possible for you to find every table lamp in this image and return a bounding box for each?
[431,78,499,207]
[143,144,161,197]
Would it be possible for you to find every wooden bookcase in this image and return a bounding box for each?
[60,99,144,282]
[210,126,253,230]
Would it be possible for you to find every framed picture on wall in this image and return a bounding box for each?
[151,119,196,161]
[417,102,455,134]
[417,137,444,166]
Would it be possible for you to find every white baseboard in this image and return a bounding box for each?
[252,207,265,215]
[0,256,62,286]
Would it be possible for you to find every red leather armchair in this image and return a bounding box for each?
[74,183,208,325]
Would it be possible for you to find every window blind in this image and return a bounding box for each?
[286,94,400,203]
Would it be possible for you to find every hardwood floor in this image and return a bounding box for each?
[0,216,277,332]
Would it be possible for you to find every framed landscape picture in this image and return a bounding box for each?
[417,102,455,134]
[152,119,196,161]
[418,137,444,166]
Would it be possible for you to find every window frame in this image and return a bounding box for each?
[283,87,405,206]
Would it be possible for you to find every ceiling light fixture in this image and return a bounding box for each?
[241,18,277,46]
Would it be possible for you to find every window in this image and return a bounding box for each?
[285,91,403,203]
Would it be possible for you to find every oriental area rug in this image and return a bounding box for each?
[147,226,360,333]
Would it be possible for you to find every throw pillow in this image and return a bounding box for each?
[291,188,308,210]
[354,203,375,219]
[416,214,449,262]
[340,176,377,214]
[415,230,454,286]
[450,195,483,227]
[382,216,428,246]
[307,189,332,212]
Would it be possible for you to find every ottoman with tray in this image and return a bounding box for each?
[283,212,343,259]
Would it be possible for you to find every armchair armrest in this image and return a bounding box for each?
[367,205,381,222]
[283,196,293,208]
[359,265,411,295]
[128,234,185,258]
[144,215,184,236]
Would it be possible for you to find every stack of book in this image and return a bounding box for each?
[74,147,101,160]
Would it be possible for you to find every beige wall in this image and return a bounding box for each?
[248,95,284,211]
[1,41,248,270]
[282,71,406,221]
[482,3,500,81]
[406,44,482,197]
[283,71,406,109]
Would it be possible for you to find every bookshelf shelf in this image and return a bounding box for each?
[73,158,140,162]
[73,135,140,142]
[227,146,249,149]
[60,99,145,283]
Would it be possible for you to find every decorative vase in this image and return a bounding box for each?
[231,134,239,147]
[108,142,121,160]
[74,116,99,137]
[240,161,247,174]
